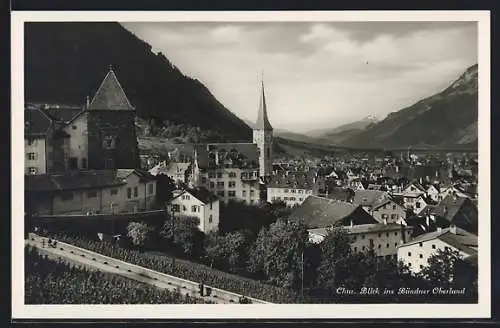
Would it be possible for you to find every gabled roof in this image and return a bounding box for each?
[172,186,218,205]
[353,190,389,207]
[25,108,52,138]
[400,227,477,256]
[288,195,377,228]
[254,79,272,130]
[149,161,190,177]
[88,68,134,111]
[43,106,84,123]
[195,143,259,169]
[25,170,127,192]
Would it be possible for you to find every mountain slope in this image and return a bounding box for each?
[342,64,478,149]
[24,22,251,141]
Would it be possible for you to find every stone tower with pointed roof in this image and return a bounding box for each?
[252,77,273,179]
[86,66,140,170]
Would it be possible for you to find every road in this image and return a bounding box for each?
[26,234,270,304]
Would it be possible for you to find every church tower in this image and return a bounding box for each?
[252,76,273,179]
[86,66,140,170]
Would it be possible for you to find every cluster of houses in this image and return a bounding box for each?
[25,67,479,275]
[25,67,158,217]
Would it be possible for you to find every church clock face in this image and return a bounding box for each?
[265,133,272,143]
[102,135,117,150]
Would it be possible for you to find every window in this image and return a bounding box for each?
[408,263,412,267]
[228,191,236,197]
[201,177,207,184]
[391,214,398,221]
[72,125,77,130]
[209,215,213,223]
[354,246,358,252]
[228,181,236,188]
[217,181,225,188]
[250,190,255,195]
[27,139,35,146]
[299,198,303,201]
[420,265,424,269]
[298,190,303,194]
[217,172,223,178]
[361,235,365,240]
[209,182,215,189]
[182,205,187,212]
[394,231,398,236]
[217,191,225,197]
[210,202,213,210]
[392,205,397,210]
[386,243,389,248]
[229,172,237,178]
[283,197,288,201]
[82,158,87,169]
[27,152,36,160]
[362,246,366,251]
[28,167,38,175]
[378,233,381,238]
[382,214,388,220]
[192,205,197,212]
[133,187,138,198]
[110,189,118,196]
[290,197,296,201]
[182,195,191,200]
[208,172,216,178]
[395,243,398,247]
[419,254,423,259]
[419,242,423,247]
[242,190,246,197]
[172,204,181,212]
[386,232,389,237]
[378,244,381,249]
[127,188,132,199]
[291,189,296,193]
[87,191,97,199]
[416,202,421,209]
[284,189,289,193]
[432,244,436,249]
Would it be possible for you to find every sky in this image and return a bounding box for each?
[122,21,477,134]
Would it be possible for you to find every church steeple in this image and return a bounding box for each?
[255,73,273,131]
[88,66,135,111]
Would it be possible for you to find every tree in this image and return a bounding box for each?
[419,248,465,287]
[126,221,154,249]
[247,219,314,291]
[160,216,205,258]
[205,230,252,272]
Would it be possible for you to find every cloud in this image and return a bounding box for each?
[122,21,477,132]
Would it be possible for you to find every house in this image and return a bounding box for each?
[149,161,190,184]
[309,222,413,259]
[352,190,390,214]
[426,194,478,234]
[397,194,429,215]
[288,195,377,229]
[190,143,262,205]
[397,225,478,273]
[168,186,219,234]
[371,198,408,224]
[24,108,53,175]
[426,184,440,202]
[25,169,157,216]
[267,172,319,207]
[401,180,427,197]
[348,178,365,191]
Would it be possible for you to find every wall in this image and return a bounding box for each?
[203,200,220,233]
[252,130,272,177]
[170,193,205,231]
[350,226,413,258]
[372,201,407,224]
[24,137,46,174]
[63,112,88,170]
[201,168,260,205]
[120,173,157,212]
[87,111,139,170]
[267,187,313,207]
[397,237,471,273]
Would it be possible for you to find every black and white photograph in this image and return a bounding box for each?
[12,10,490,319]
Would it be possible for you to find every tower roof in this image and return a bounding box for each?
[88,66,135,111]
[254,78,273,130]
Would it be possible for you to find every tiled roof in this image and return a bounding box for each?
[88,68,134,111]
[25,170,127,192]
[309,223,409,238]
[195,143,259,169]
[43,107,84,123]
[25,108,52,137]
[353,190,389,207]
[268,172,316,190]
[172,186,218,205]
[289,195,377,228]
[149,161,190,177]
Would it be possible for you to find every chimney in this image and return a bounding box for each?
[86,96,90,108]
[425,215,430,227]
[450,224,457,234]
[383,217,387,225]
[350,220,354,228]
